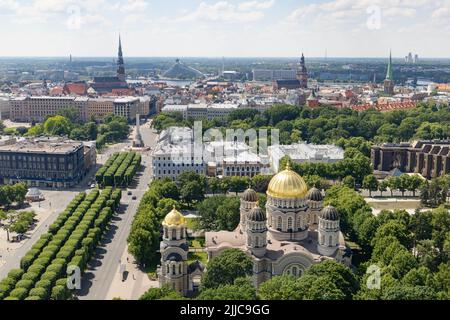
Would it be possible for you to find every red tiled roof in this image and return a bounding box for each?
[63,82,87,95]
[49,87,63,96]
[351,101,417,112]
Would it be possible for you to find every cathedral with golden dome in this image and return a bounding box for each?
[158,165,352,295]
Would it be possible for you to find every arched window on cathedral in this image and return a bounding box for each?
[172,264,176,275]
[321,234,325,245]
[329,235,333,246]
[296,216,301,230]
[166,264,169,274]
[287,217,293,231]
[179,264,182,274]
[172,229,177,240]
[277,216,282,230]
[255,236,259,247]
[292,266,298,277]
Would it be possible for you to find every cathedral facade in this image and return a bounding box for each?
[158,164,352,295]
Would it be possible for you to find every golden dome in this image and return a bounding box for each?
[162,206,186,226]
[267,163,308,199]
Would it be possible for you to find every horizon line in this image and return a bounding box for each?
[0,55,449,60]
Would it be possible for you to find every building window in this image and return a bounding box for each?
[287,217,293,231]
[277,216,282,230]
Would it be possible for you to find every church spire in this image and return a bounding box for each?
[117,34,125,81]
[386,50,393,81]
[297,52,308,89]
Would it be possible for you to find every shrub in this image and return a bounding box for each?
[9,288,28,300]
[21,272,40,282]
[51,285,71,300]
[28,287,48,300]
[7,269,24,282]
[25,296,42,300]
[15,279,34,291]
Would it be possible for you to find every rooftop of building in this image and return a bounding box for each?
[270,143,344,160]
[0,137,84,154]
[206,228,346,262]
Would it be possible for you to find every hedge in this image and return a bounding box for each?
[95,152,141,188]
[0,187,121,301]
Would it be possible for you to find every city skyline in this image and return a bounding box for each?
[0,0,449,58]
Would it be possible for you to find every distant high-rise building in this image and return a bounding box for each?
[384,51,395,95]
[297,53,308,89]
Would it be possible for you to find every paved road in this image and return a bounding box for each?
[77,121,158,300]
[0,200,72,279]
[77,161,152,300]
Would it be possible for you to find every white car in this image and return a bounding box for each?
[90,183,96,188]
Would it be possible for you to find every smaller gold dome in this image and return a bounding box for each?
[267,162,308,199]
[163,206,186,226]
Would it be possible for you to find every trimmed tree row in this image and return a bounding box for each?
[95,152,141,188]
[0,188,121,300]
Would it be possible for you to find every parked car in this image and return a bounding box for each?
[132,196,137,200]
[127,191,132,196]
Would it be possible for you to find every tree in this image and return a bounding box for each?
[140,285,183,300]
[251,174,273,193]
[363,175,379,197]
[398,174,411,197]
[228,176,249,195]
[197,196,240,231]
[257,275,302,300]
[386,250,418,279]
[197,278,256,300]
[201,249,253,290]
[296,275,346,300]
[127,204,161,266]
[378,180,388,197]
[342,176,355,189]
[408,175,423,197]
[43,115,71,136]
[386,176,399,196]
[304,260,359,299]
[180,181,205,206]
[372,220,412,250]
[381,284,436,300]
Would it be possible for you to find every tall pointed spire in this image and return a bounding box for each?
[386,50,394,81]
[297,52,308,88]
[117,34,125,81]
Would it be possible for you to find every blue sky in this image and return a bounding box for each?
[0,0,449,57]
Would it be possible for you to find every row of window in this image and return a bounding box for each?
[156,169,202,175]
[226,166,260,172]
[154,163,202,167]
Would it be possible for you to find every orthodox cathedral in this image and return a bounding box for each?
[157,164,352,295]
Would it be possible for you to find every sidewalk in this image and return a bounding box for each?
[105,245,157,300]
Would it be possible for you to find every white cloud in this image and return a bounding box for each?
[432,6,450,18]
[181,1,267,23]
[112,0,148,13]
[238,0,275,11]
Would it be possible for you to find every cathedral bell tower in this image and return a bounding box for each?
[158,206,189,294]
[246,203,267,258]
